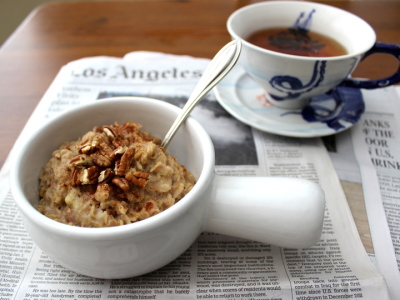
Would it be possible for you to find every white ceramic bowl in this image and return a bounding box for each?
[10,97,325,279]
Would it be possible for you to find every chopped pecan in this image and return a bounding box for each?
[116,147,135,176]
[112,141,123,148]
[92,126,103,133]
[110,146,127,160]
[98,168,114,183]
[127,172,150,188]
[69,154,93,166]
[78,139,99,154]
[112,177,130,191]
[98,141,114,157]
[81,166,100,185]
[70,167,83,186]
[91,152,113,167]
[103,125,116,140]
[88,166,100,180]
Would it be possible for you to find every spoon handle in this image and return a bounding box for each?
[161,39,242,149]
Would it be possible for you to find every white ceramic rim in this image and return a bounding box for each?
[227,1,377,61]
[10,97,215,241]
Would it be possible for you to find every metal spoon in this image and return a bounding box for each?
[161,39,242,148]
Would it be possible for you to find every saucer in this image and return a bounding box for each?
[214,65,365,138]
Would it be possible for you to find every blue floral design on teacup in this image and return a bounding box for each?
[269,60,326,101]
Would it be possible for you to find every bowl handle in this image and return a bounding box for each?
[204,176,325,249]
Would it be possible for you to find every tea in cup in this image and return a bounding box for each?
[227,1,400,109]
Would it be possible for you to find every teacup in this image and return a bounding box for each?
[10,97,325,279]
[227,1,400,109]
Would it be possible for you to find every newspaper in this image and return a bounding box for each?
[323,86,400,300]
[350,88,400,298]
[0,52,394,299]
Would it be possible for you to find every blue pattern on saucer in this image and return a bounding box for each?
[214,65,365,138]
[283,87,365,131]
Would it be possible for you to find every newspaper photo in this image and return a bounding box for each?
[0,52,396,299]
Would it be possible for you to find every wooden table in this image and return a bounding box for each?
[1,0,399,252]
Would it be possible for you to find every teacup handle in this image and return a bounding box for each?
[205,176,325,249]
[341,42,400,89]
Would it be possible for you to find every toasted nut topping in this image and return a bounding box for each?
[79,140,99,155]
[98,141,114,157]
[91,152,113,167]
[69,154,93,166]
[112,177,130,191]
[87,166,100,181]
[116,147,135,176]
[128,172,150,188]
[71,167,83,186]
[92,126,103,133]
[110,146,127,160]
[103,126,116,140]
[81,166,100,185]
[98,168,114,183]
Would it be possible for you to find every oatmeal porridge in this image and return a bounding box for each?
[38,122,196,227]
